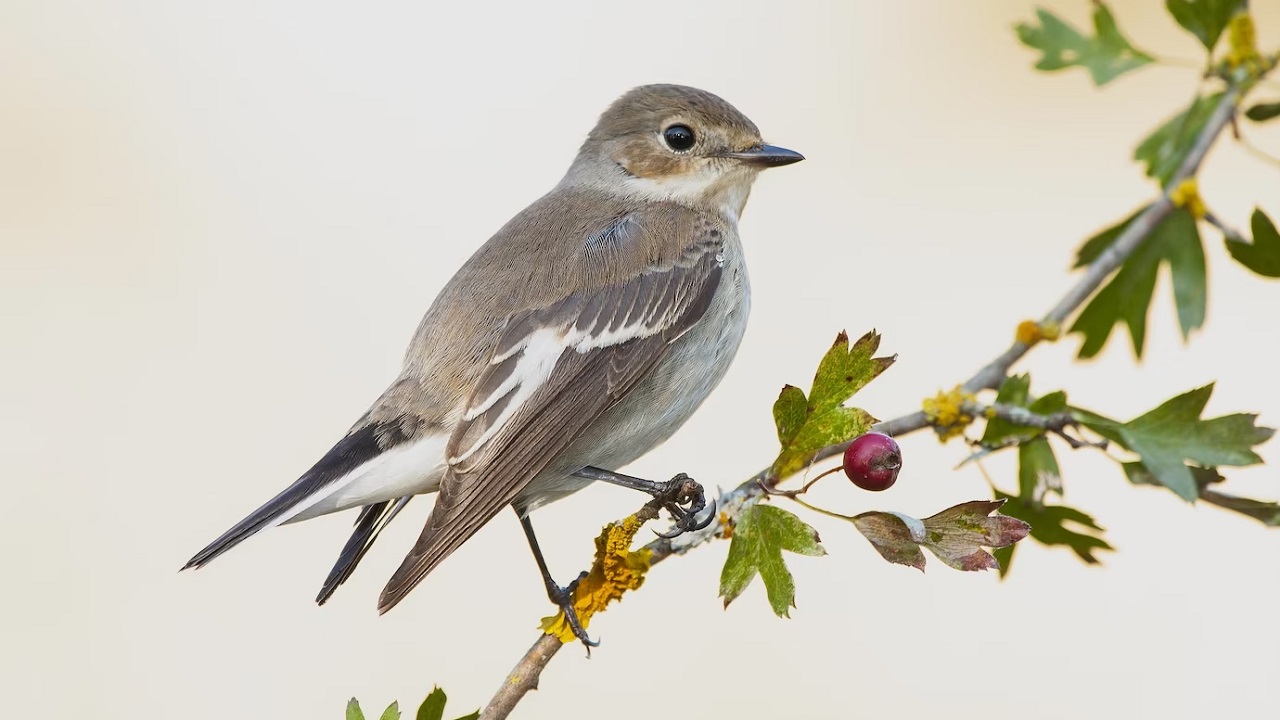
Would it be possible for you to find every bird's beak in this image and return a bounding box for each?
[719,144,805,167]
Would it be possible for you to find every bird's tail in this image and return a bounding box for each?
[181,424,399,570]
[315,496,413,605]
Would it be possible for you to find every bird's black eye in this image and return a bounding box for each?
[663,124,696,152]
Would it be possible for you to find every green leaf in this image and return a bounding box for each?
[1122,460,1224,489]
[1080,384,1274,501]
[379,702,401,720]
[1134,92,1223,186]
[1019,437,1063,501]
[772,385,807,446]
[1070,207,1205,358]
[980,374,1032,445]
[720,503,826,617]
[1245,102,1280,122]
[1201,490,1280,526]
[1015,3,1153,85]
[996,491,1113,565]
[1074,207,1146,267]
[770,331,893,478]
[348,699,367,720]
[993,544,1016,579]
[414,687,477,720]
[809,330,890,411]
[1226,208,1280,277]
[852,501,1030,572]
[1165,0,1244,51]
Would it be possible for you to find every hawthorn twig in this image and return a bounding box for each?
[478,87,1245,720]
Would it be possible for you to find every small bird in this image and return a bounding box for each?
[183,84,802,643]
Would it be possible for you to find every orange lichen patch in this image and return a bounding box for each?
[539,515,652,643]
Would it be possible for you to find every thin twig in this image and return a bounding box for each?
[479,87,1245,720]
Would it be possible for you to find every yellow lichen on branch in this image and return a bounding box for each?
[922,385,976,441]
[1015,319,1061,346]
[1169,178,1207,219]
[539,514,652,643]
[1226,11,1260,71]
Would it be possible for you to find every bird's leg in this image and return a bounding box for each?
[516,511,598,652]
[572,467,716,538]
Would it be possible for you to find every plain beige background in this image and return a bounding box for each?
[3,1,1279,718]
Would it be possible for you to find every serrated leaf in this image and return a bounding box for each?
[1122,461,1224,489]
[773,385,808,446]
[996,492,1113,565]
[1019,437,1063,502]
[348,699,367,720]
[1245,102,1280,122]
[1070,207,1204,359]
[775,406,876,479]
[1015,3,1153,85]
[415,687,477,720]
[1135,92,1223,185]
[1201,490,1280,526]
[1226,208,1280,277]
[851,512,927,570]
[720,503,825,617]
[1165,0,1244,51]
[810,330,891,412]
[770,331,892,479]
[852,501,1029,572]
[379,702,401,720]
[1080,384,1274,500]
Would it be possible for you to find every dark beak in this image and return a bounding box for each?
[719,144,805,167]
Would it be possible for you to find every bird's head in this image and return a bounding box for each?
[567,84,803,221]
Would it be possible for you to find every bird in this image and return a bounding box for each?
[182,84,803,644]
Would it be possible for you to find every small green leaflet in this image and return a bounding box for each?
[1014,3,1153,85]
[1070,207,1205,359]
[994,491,1113,576]
[347,688,478,720]
[346,699,402,720]
[1077,384,1274,501]
[719,502,826,617]
[1165,0,1245,51]
[1134,92,1223,186]
[771,330,894,479]
[852,500,1030,572]
[1124,462,1280,526]
[1201,491,1280,526]
[1226,209,1280,278]
[1245,102,1280,123]
[416,686,479,720]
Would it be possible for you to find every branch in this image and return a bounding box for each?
[479,88,1245,720]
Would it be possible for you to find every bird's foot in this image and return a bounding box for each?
[652,473,716,539]
[546,570,599,653]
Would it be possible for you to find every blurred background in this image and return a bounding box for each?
[3,1,1278,718]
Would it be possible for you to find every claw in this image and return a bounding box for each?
[548,572,599,652]
[688,497,717,531]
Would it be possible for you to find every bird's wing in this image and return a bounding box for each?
[377,220,725,612]
[315,496,413,605]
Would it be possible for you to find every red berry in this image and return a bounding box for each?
[843,432,902,491]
